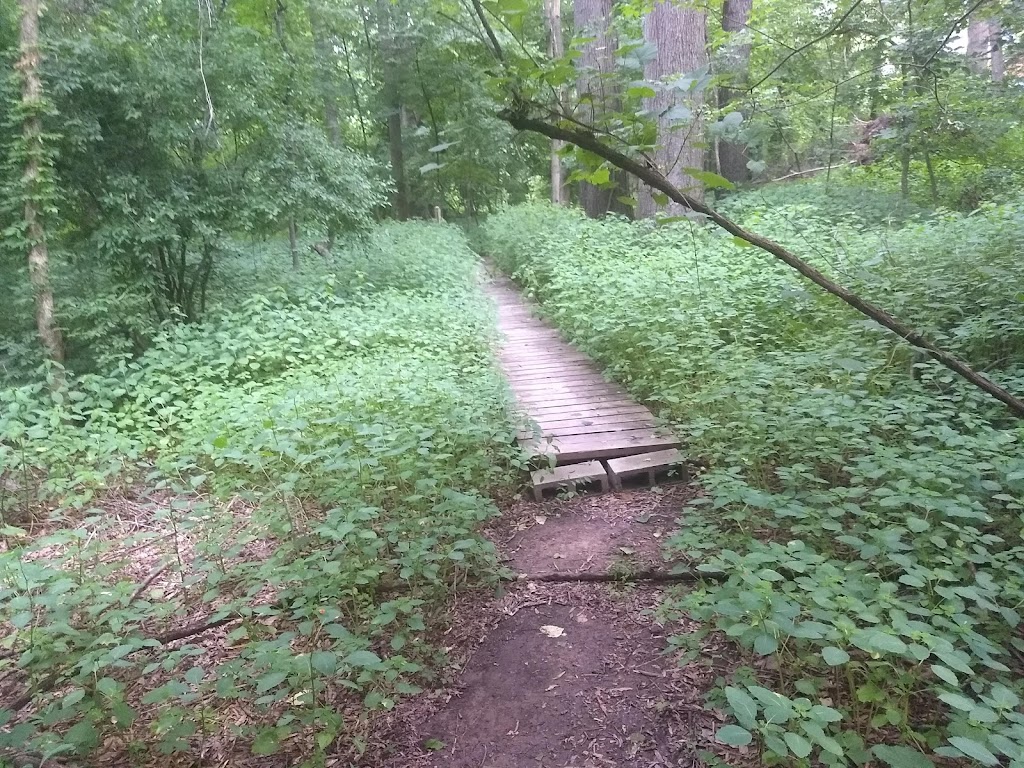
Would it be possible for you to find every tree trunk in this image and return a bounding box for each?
[289,218,299,270]
[637,0,708,218]
[544,0,567,205]
[307,0,342,147]
[574,0,630,218]
[377,0,409,220]
[967,16,1002,80]
[899,148,910,199]
[17,0,64,365]
[923,150,938,204]
[717,0,752,184]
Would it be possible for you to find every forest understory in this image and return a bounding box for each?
[3,0,1024,765]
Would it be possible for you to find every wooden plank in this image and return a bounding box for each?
[519,419,658,439]
[531,460,608,501]
[522,410,651,426]
[521,430,681,464]
[501,359,592,372]
[606,448,687,489]
[506,370,605,384]
[511,378,616,394]
[535,410,656,428]
[517,395,641,410]
[515,384,629,400]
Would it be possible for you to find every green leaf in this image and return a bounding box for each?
[753,633,778,655]
[784,731,812,758]
[851,629,907,655]
[947,737,998,766]
[311,651,337,675]
[725,686,758,728]
[256,671,288,694]
[872,744,936,767]
[716,725,753,747]
[938,692,975,711]
[344,650,381,668]
[66,720,99,750]
[683,168,735,190]
[252,728,282,756]
[930,665,958,686]
[821,646,850,666]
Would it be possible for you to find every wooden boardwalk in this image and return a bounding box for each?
[484,272,680,467]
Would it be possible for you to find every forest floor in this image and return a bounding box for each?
[363,486,752,768]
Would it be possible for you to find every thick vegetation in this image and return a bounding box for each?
[481,185,1024,767]
[0,224,517,764]
[4,0,1024,764]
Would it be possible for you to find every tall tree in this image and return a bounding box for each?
[967,15,1004,82]
[377,0,410,220]
[574,0,630,218]
[543,0,567,204]
[307,0,343,148]
[637,0,708,217]
[716,0,752,183]
[16,0,64,364]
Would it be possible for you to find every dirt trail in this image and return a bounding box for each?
[368,486,744,768]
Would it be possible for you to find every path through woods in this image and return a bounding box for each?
[363,272,748,768]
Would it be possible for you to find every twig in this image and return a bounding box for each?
[746,0,865,91]
[922,0,991,69]
[469,0,504,63]
[526,569,718,583]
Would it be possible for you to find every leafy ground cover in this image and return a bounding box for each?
[0,223,518,765]
[480,185,1024,768]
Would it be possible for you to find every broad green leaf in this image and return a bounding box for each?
[872,744,936,768]
[937,692,975,711]
[683,168,735,190]
[725,686,757,728]
[754,633,779,655]
[311,651,337,675]
[821,646,850,666]
[344,650,382,668]
[716,725,752,747]
[784,731,812,758]
[930,665,958,686]
[947,737,999,766]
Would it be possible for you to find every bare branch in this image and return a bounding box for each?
[746,0,865,91]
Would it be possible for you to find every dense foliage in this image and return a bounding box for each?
[3,0,1024,764]
[0,224,518,763]
[480,188,1024,767]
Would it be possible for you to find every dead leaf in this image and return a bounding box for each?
[534,515,546,525]
[539,625,565,638]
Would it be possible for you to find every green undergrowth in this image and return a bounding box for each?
[0,223,518,763]
[480,187,1024,768]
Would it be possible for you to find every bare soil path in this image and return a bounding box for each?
[365,488,744,768]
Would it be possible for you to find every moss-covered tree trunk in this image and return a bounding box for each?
[17,0,64,365]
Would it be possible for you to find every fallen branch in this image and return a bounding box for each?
[522,568,723,584]
[761,163,853,184]
[497,105,1024,418]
